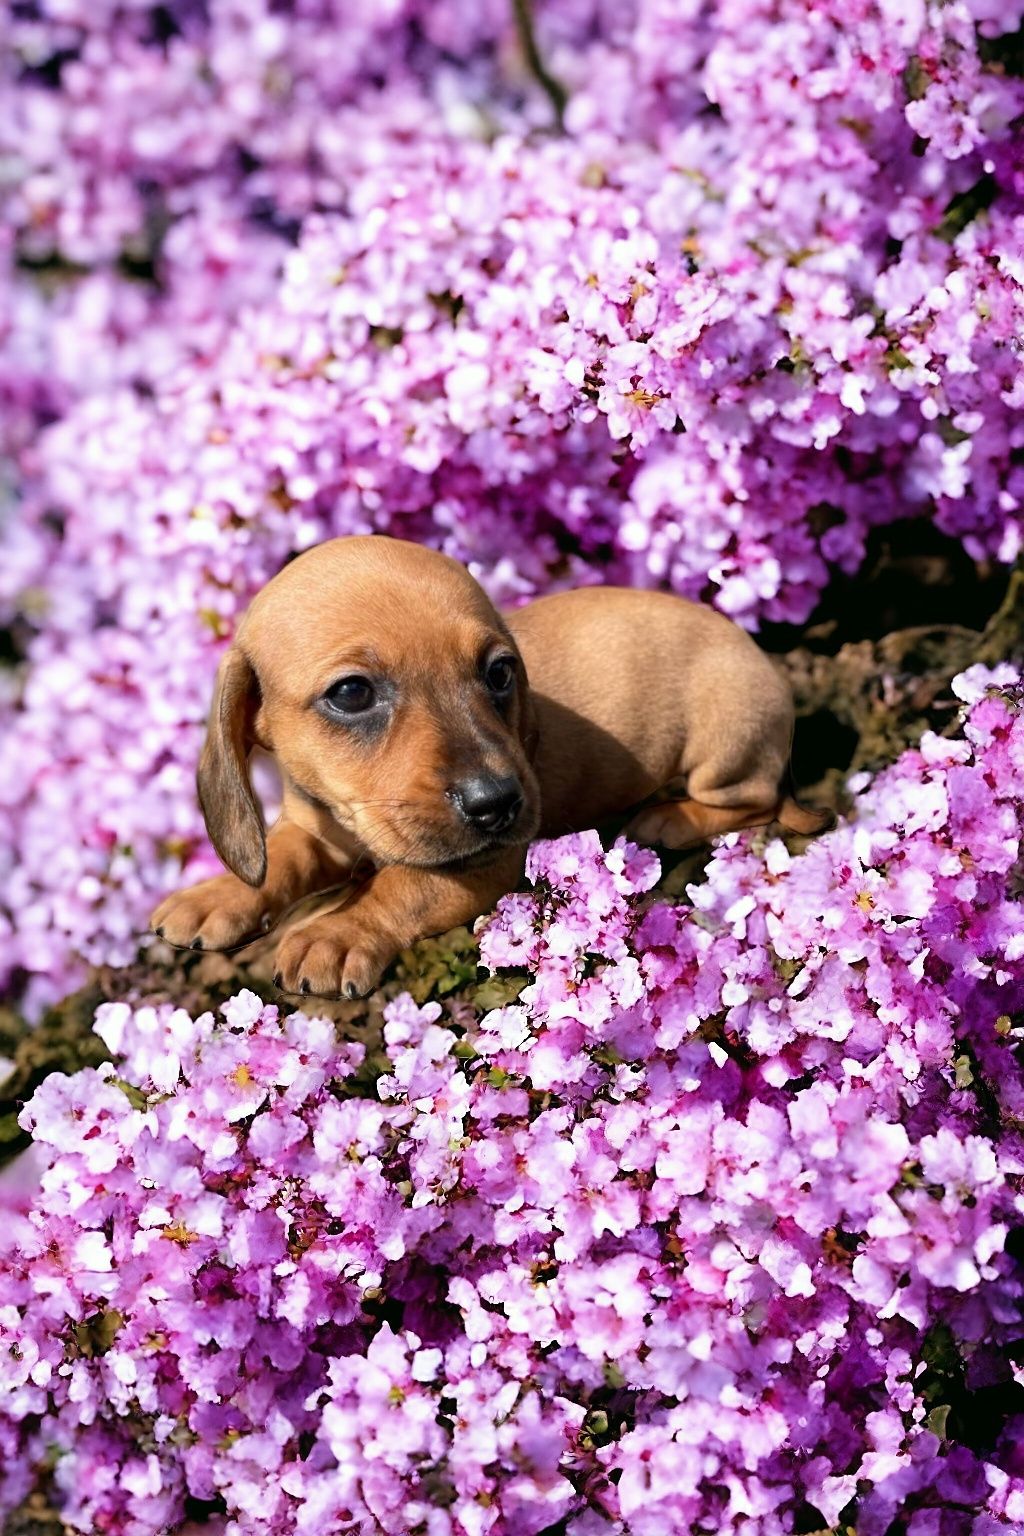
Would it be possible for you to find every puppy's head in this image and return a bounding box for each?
[197,536,541,883]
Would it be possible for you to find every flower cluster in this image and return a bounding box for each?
[2,673,1023,1533]
[2,0,1024,1012]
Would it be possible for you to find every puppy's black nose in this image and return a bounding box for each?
[453,774,523,833]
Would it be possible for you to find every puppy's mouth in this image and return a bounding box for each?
[358,805,539,870]
[435,815,540,870]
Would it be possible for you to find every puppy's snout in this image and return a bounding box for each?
[451,774,524,834]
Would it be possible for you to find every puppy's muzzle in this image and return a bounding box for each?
[450,774,524,835]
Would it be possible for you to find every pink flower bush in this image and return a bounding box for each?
[2,0,1024,1010]
[3,8,1024,1524]
[2,675,1023,1532]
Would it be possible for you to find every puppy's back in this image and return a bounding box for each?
[507,587,793,834]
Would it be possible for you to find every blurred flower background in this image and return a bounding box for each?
[1,1,1024,1532]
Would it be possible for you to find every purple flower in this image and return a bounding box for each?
[3,2,1024,1526]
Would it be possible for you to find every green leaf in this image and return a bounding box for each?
[770,951,803,985]
[936,417,972,448]
[902,55,929,102]
[883,343,915,372]
[394,927,479,1003]
[954,1054,974,1089]
[592,1045,623,1067]
[934,174,997,243]
[110,1076,149,1110]
[470,975,526,1011]
[72,1308,124,1359]
[919,1322,965,1406]
[0,1111,23,1143]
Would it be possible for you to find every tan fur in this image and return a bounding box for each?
[151,536,833,997]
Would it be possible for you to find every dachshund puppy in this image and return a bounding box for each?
[151,536,831,998]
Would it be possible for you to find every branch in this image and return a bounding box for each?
[511,0,567,129]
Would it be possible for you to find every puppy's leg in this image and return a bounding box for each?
[624,765,785,852]
[625,796,777,850]
[150,819,350,951]
[273,848,526,999]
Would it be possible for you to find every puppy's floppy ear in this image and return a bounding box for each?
[197,646,267,888]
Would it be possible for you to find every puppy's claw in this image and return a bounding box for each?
[343,981,360,1001]
[154,926,165,938]
[190,937,204,951]
[299,978,311,995]
[272,971,283,989]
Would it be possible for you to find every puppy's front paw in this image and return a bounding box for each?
[150,874,272,952]
[272,911,397,1000]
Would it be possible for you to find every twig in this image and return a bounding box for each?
[511,0,568,129]
[974,563,1024,666]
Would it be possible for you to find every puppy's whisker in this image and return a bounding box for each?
[330,802,431,864]
[333,800,423,838]
[333,797,472,868]
[335,797,443,837]
[336,795,439,813]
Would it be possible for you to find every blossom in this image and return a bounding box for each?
[2,0,1023,1008]
[2,678,1023,1531]
[3,3,1024,1526]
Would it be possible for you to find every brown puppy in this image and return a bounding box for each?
[151,536,831,998]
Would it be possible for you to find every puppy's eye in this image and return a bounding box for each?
[323,676,376,715]
[485,656,516,696]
